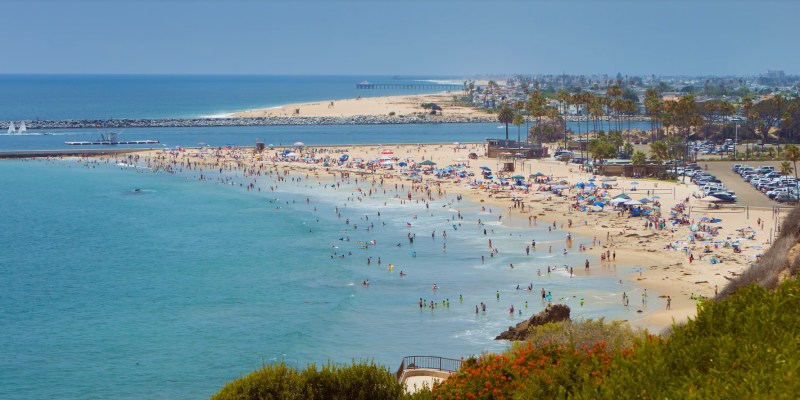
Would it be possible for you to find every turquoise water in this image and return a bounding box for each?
[0,75,455,120]
[0,158,649,399]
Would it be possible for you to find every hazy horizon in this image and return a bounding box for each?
[2,0,798,76]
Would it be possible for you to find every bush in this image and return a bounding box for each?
[411,342,623,400]
[212,361,404,400]
[212,362,302,400]
[578,278,800,399]
[525,318,645,351]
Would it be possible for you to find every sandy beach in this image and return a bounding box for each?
[232,92,491,119]
[114,142,787,332]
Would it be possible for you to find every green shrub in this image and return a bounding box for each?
[578,278,800,399]
[525,318,645,350]
[212,361,404,400]
[212,362,302,400]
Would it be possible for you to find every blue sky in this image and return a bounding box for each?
[2,0,798,75]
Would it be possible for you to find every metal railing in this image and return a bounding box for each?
[395,356,463,380]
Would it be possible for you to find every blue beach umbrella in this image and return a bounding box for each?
[593,201,605,207]
[630,181,639,185]
[480,166,491,171]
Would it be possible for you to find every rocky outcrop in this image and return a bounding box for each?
[495,304,571,341]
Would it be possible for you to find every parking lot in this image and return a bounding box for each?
[703,161,788,208]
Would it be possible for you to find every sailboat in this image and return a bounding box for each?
[18,121,27,134]
[7,122,15,134]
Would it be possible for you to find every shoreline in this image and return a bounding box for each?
[97,142,786,333]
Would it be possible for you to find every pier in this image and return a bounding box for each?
[65,139,159,146]
[64,131,159,146]
[356,82,465,91]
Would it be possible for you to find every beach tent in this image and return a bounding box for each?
[419,160,437,166]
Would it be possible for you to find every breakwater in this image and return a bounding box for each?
[4,115,497,130]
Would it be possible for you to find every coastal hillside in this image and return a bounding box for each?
[717,206,800,300]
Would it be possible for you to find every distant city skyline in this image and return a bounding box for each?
[2,0,798,76]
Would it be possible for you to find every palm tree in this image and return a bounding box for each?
[557,90,571,149]
[785,145,800,194]
[512,113,524,144]
[649,140,669,163]
[497,106,515,141]
[780,161,793,176]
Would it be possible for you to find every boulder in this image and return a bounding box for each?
[495,304,571,341]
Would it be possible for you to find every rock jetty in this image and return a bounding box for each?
[4,115,497,130]
[495,304,571,341]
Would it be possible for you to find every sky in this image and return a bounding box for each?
[1,0,798,76]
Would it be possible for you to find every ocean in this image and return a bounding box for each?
[0,75,457,121]
[0,157,650,399]
[1,75,653,399]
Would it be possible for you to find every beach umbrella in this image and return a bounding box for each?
[511,175,525,180]
[639,198,652,203]
[593,201,605,207]
[293,141,305,146]
[398,161,407,166]
[586,183,597,187]
[419,160,437,166]
[652,195,660,199]
[480,166,492,171]
[532,172,545,177]
[588,177,596,181]
[630,181,639,185]
[381,150,394,155]
[690,224,699,232]
[285,152,299,157]
[610,198,627,205]
[614,193,631,199]
[381,160,394,165]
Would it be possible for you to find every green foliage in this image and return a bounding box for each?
[212,362,303,400]
[578,278,800,399]
[631,151,647,166]
[212,361,404,400]
[410,342,620,400]
[525,318,645,351]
